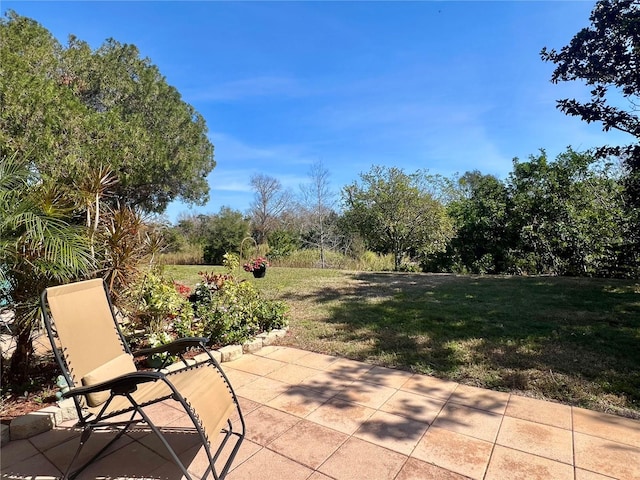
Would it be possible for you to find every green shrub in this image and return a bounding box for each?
[187,270,289,346]
[267,230,300,259]
[254,300,289,331]
[127,263,289,347]
[146,331,177,365]
[127,271,194,335]
[194,281,261,345]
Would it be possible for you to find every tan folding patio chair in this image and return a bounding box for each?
[41,278,245,480]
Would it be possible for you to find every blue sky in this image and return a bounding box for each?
[4,1,634,223]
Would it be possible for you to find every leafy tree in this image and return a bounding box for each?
[266,229,301,260]
[175,213,216,247]
[202,207,250,265]
[446,172,511,274]
[249,174,291,245]
[540,0,640,252]
[0,11,215,214]
[342,166,454,271]
[506,149,627,276]
[176,213,214,245]
[160,224,189,254]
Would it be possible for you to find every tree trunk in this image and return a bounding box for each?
[8,328,34,385]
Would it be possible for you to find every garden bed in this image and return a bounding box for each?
[1,355,58,423]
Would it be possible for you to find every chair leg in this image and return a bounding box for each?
[67,411,137,479]
[135,403,195,480]
[63,428,91,480]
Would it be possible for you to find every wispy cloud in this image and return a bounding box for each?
[206,132,316,194]
[188,76,310,102]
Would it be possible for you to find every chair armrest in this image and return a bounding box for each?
[61,371,164,399]
[133,337,210,357]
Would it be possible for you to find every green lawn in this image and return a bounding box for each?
[165,265,640,418]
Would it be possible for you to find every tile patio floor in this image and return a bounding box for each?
[2,346,639,479]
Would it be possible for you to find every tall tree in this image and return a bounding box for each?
[0,11,215,214]
[446,171,510,274]
[506,149,627,276]
[342,166,454,271]
[540,0,640,209]
[249,174,291,245]
[299,161,336,268]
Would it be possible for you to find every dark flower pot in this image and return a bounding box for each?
[252,266,266,278]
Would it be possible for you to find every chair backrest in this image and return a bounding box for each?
[43,279,131,389]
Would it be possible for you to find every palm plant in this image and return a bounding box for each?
[0,156,93,384]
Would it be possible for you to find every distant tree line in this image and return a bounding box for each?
[168,148,638,278]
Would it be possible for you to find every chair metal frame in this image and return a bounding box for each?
[41,279,245,480]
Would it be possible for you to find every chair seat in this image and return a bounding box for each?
[90,363,236,442]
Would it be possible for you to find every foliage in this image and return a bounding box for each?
[253,299,289,332]
[540,0,639,165]
[169,268,289,345]
[174,214,212,247]
[146,331,176,365]
[0,11,215,214]
[243,257,270,272]
[444,171,511,274]
[201,207,250,265]
[193,281,260,345]
[266,229,301,259]
[127,271,194,335]
[342,165,455,271]
[191,277,288,346]
[541,0,640,266]
[100,205,157,295]
[429,149,632,277]
[0,156,94,383]
[506,149,627,276]
[0,10,216,382]
[222,252,240,272]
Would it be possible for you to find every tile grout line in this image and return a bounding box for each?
[571,405,577,480]
[297,359,397,479]
[262,355,354,480]
[481,392,512,480]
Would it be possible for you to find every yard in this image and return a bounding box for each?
[166,266,640,419]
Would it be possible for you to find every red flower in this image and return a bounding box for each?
[173,282,191,298]
[243,257,269,272]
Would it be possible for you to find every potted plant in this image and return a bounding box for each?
[243,256,269,278]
